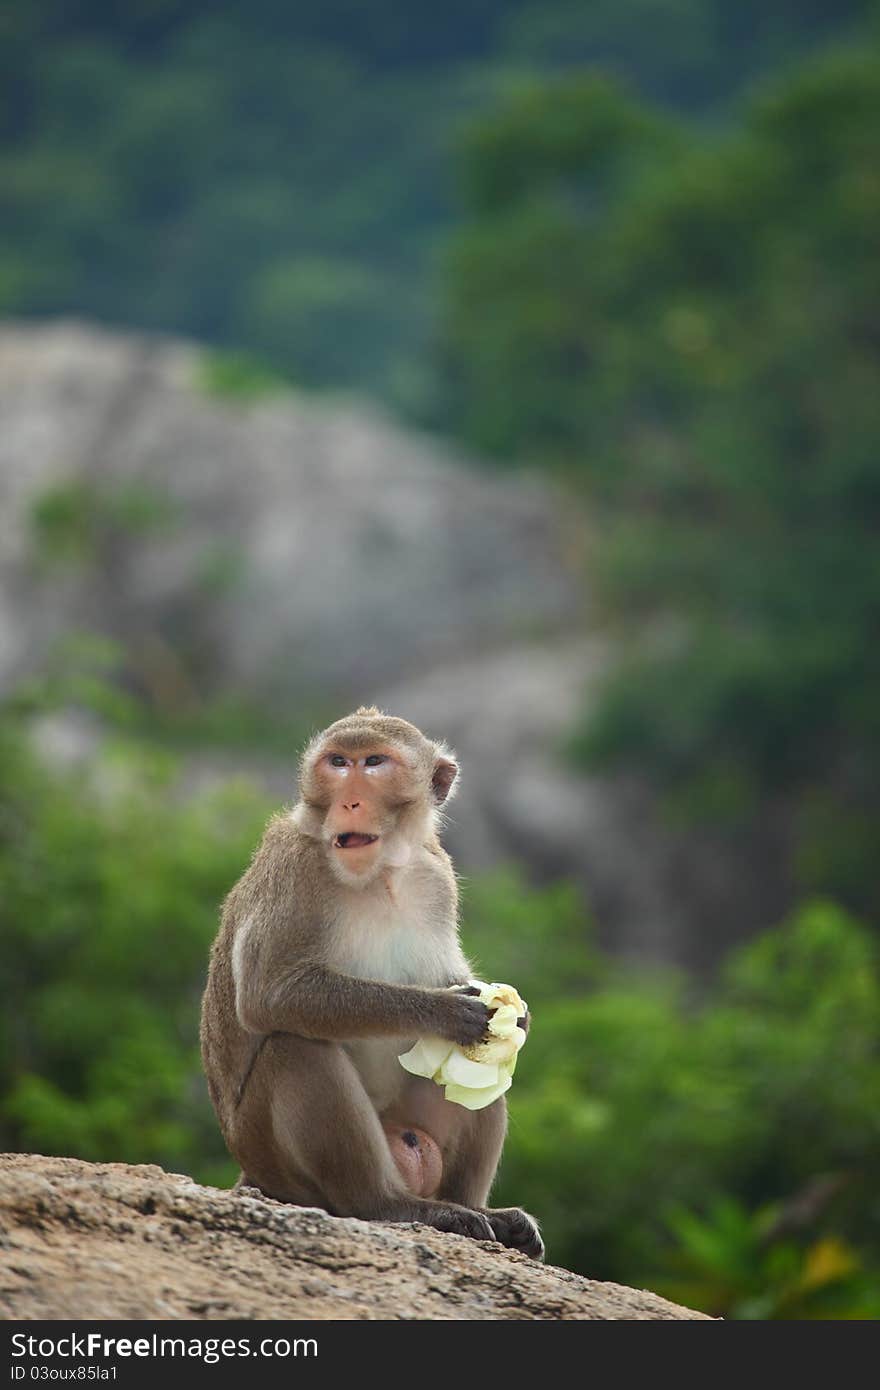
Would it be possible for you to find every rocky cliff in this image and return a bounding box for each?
[0,1154,709,1320]
[0,319,579,698]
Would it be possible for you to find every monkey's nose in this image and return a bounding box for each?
[343,801,361,812]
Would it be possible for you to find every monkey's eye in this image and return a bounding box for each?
[329,754,348,768]
[364,754,387,767]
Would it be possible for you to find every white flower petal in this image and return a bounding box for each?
[475,981,526,1017]
[487,1003,521,1038]
[441,1051,500,1087]
[398,1037,454,1079]
[443,1072,513,1110]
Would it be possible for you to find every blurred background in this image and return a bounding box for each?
[2,1,880,1318]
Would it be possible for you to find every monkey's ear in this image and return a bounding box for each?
[432,757,459,805]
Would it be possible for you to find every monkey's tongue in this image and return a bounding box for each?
[335,832,379,849]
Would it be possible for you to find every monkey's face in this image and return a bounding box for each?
[311,744,420,886]
[296,713,458,888]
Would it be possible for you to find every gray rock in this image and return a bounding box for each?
[0,1153,712,1319]
[0,319,579,699]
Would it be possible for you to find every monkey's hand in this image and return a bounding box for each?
[434,986,492,1047]
[453,983,529,1037]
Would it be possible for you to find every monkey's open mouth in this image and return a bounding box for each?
[334,832,380,850]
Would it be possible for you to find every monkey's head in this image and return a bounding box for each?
[293,707,458,886]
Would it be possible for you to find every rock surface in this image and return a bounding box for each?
[0,1154,709,1321]
[0,319,579,699]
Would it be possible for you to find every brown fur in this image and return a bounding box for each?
[199,709,543,1258]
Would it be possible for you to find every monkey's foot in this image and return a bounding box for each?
[404,1200,495,1244]
[483,1206,545,1261]
[233,1173,278,1202]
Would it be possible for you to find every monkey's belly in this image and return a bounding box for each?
[344,1039,455,1197]
[343,1037,410,1112]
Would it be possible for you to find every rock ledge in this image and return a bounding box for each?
[0,1154,709,1320]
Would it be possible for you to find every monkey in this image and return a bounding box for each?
[199,706,543,1260]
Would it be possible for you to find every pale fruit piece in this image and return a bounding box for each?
[397,978,529,1111]
[398,1036,453,1078]
[442,1050,500,1087]
[444,1072,514,1110]
[460,983,528,1064]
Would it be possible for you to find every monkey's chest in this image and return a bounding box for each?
[328,903,463,1114]
[327,894,461,990]
[333,923,439,1112]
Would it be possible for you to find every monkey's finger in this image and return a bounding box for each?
[454,998,493,1045]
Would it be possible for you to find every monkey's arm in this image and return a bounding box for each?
[235,951,488,1046]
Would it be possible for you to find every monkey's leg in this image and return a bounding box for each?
[235,1035,496,1244]
[440,1099,545,1260]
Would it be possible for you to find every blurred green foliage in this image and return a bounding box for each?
[0,708,270,1187]
[30,480,179,570]
[657,1199,877,1319]
[3,700,879,1316]
[195,350,288,403]
[23,501,322,756]
[0,2,872,412]
[58,635,322,757]
[467,875,880,1317]
[442,43,880,914]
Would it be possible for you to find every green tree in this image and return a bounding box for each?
[442,49,880,912]
[469,883,880,1316]
[0,3,872,411]
[0,705,269,1185]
